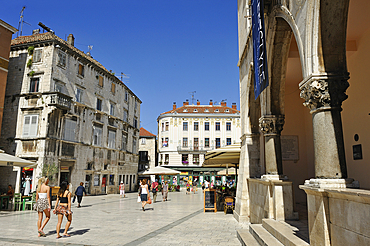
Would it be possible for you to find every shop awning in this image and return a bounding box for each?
[139,166,181,176]
[202,143,241,167]
[0,150,36,168]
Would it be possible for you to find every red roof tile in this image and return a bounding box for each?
[140,127,156,137]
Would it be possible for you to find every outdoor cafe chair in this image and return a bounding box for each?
[13,193,22,211]
[24,192,36,210]
[224,197,234,214]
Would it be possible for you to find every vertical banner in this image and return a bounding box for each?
[252,0,269,99]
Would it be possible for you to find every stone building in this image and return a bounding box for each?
[236,0,370,245]
[138,127,157,174]
[157,100,241,185]
[0,31,141,194]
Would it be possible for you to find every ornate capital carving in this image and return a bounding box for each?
[259,115,285,136]
[300,77,349,112]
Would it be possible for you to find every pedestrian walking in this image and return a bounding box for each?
[54,181,72,238]
[139,179,150,211]
[152,179,159,203]
[34,177,51,237]
[186,181,191,194]
[192,179,197,194]
[75,182,86,207]
[162,181,169,201]
[119,181,125,198]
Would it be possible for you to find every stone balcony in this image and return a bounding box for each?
[177,145,213,154]
[47,92,72,110]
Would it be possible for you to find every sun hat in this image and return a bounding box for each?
[120,181,123,183]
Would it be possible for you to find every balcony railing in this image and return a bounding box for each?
[177,145,214,153]
[48,92,72,110]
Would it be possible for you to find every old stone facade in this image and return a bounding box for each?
[0,31,141,194]
[236,0,370,245]
[138,127,157,179]
[157,100,241,184]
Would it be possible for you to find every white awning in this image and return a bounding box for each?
[202,143,241,167]
[0,150,36,168]
[139,166,181,175]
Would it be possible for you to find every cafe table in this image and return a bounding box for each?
[0,195,10,210]
[21,196,31,211]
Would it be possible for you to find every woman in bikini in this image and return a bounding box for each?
[53,181,72,238]
[34,177,51,237]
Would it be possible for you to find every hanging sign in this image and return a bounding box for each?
[252,0,269,99]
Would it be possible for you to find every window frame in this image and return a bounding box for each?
[57,50,66,67]
[183,122,188,131]
[204,122,209,131]
[63,118,77,142]
[205,138,210,148]
[194,122,199,131]
[29,77,39,93]
[22,115,38,138]
[215,138,221,148]
[96,98,103,111]
[108,130,116,149]
[93,125,103,146]
[33,49,42,63]
[226,122,231,131]
[226,138,232,145]
[75,87,83,103]
[78,63,85,77]
[215,122,220,131]
[183,137,188,147]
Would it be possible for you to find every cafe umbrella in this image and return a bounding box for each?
[0,150,36,167]
[139,166,181,176]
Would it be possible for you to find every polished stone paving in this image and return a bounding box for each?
[0,190,247,245]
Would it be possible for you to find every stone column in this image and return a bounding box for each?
[299,75,349,179]
[259,115,285,176]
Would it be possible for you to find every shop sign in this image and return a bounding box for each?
[252,0,269,99]
[180,172,188,175]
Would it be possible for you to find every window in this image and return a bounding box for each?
[193,109,198,112]
[183,137,188,147]
[225,109,229,112]
[64,118,77,141]
[33,49,42,63]
[183,122,188,131]
[165,122,169,131]
[139,151,148,162]
[57,51,66,67]
[96,98,102,111]
[111,82,115,94]
[165,154,169,164]
[205,122,209,131]
[93,125,103,146]
[141,138,146,144]
[98,75,103,87]
[108,130,116,149]
[29,78,39,92]
[110,103,115,116]
[182,154,189,164]
[109,175,114,186]
[194,122,199,131]
[133,118,138,128]
[215,109,219,112]
[161,122,164,132]
[216,138,221,148]
[78,64,85,77]
[193,154,200,164]
[76,88,83,103]
[226,138,232,145]
[23,115,38,137]
[215,122,220,131]
[123,109,128,122]
[205,138,210,148]
[122,133,128,151]
[226,122,231,131]
[135,101,137,110]
[165,137,169,147]
[125,91,129,101]
[133,137,137,154]
[194,138,199,150]
[55,81,65,94]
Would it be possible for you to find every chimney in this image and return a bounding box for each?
[197,100,200,105]
[221,101,226,107]
[232,103,237,110]
[67,34,75,46]
[32,29,40,35]
[209,100,213,106]
[183,99,189,106]
[173,102,176,110]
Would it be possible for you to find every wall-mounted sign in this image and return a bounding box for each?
[281,135,299,161]
[252,0,269,99]
[353,144,363,160]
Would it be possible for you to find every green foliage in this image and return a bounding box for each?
[29,71,35,77]
[27,59,33,68]
[28,46,34,55]
[40,163,59,181]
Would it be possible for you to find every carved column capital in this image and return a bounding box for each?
[259,115,285,136]
[299,76,349,113]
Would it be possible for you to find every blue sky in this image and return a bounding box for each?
[1,1,240,134]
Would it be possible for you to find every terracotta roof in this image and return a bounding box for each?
[140,127,156,137]
[160,105,240,115]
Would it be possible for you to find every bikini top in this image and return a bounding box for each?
[59,191,69,203]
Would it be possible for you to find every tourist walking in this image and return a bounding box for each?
[152,179,158,203]
[139,179,150,211]
[192,179,197,194]
[34,178,51,237]
[75,182,86,208]
[162,181,169,201]
[54,181,72,238]
[119,181,125,198]
[186,180,191,194]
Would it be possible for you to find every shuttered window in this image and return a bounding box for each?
[23,115,38,137]
[64,119,77,141]
[108,130,116,149]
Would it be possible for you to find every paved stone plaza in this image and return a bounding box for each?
[0,190,247,245]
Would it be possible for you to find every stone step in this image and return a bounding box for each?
[249,224,284,246]
[237,229,260,246]
[262,219,309,246]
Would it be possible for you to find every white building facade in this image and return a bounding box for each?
[0,31,141,194]
[157,100,241,186]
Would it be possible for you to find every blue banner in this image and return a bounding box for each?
[252,0,269,99]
